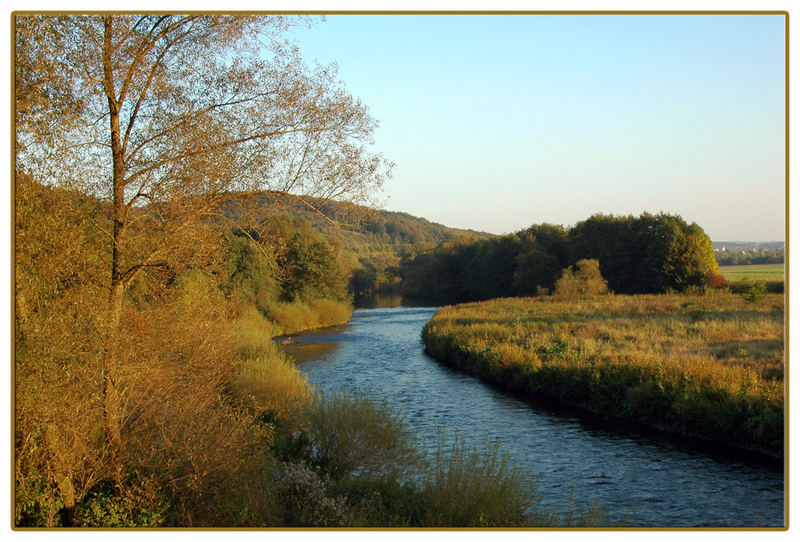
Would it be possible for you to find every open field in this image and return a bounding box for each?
[422,292,784,458]
[719,263,784,282]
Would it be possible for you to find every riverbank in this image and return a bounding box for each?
[229,304,564,527]
[421,293,784,460]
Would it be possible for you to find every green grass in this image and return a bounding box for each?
[719,263,784,282]
[422,292,784,458]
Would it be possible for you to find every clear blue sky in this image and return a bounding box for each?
[287,14,785,241]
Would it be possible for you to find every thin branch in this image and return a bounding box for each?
[116,16,196,106]
[123,124,322,188]
[120,261,169,286]
[123,88,282,170]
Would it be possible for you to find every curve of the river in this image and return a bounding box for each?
[280,306,785,527]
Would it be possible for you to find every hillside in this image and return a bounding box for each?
[305,204,494,306]
[219,193,493,306]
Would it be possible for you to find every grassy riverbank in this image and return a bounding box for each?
[221,305,608,528]
[19,297,592,527]
[422,293,784,458]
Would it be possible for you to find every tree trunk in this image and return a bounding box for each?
[14,277,30,339]
[101,15,127,470]
[57,474,77,526]
[102,281,125,467]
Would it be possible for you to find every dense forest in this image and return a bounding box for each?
[398,213,720,306]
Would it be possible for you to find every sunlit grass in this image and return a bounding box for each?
[231,308,314,428]
[422,292,784,457]
[265,298,352,336]
[719,263,784,282]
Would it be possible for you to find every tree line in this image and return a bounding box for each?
[278,198,493,306]
[400,212,720,305]
[715,249,784,266]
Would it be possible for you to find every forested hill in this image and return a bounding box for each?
[219,193,493,306]
[293,201,495,306]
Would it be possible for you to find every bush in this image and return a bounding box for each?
[554,259,608,299]
[232,306,283,358]
[739,279,768,304]
[310,298,353,327]
[305,390,421,482]
[273,462,347,527]
[418,433,536,527]
[232,342,313,428]
[265,298,352,336]
[73,477,169,527]
[707,273,727,289]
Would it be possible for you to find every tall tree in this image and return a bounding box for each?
[15,14,390,462]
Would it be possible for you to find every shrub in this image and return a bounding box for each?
[232,344,314,429]
[740,279,768,304]
[707,273,727,289]
[554,259,608,299]
[73,477,169,527]
[305,390,421,482]
[273,462,348,527]
[419,433,536,527]
[14,470,64,527]
[264,299,351,336]
[232,306,282,358]
[310,298,353,327]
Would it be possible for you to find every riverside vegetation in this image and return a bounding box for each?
[16,175,582,528]
[422,291,784,459]
[14,11,584,525]
[411,217,784,461]
[15,179,783,527]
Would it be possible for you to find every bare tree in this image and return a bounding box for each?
[15,14,391,463]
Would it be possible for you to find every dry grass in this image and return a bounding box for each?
[231,308,314,428]
[422,292,784,457]
[264,298,352,336]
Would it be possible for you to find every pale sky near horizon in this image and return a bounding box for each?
[287,14,786,242]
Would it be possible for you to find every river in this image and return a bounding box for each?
[279,306,785,527]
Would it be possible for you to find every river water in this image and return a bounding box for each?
[280,306,785,527]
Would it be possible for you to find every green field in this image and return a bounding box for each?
[719,263,784,282]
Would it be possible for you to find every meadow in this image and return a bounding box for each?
[719,263,784,282]
[422,292,784,458]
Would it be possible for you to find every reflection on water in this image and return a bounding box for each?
[280,307,785,527]
[280,341,342,363]
[353,294,405,309]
